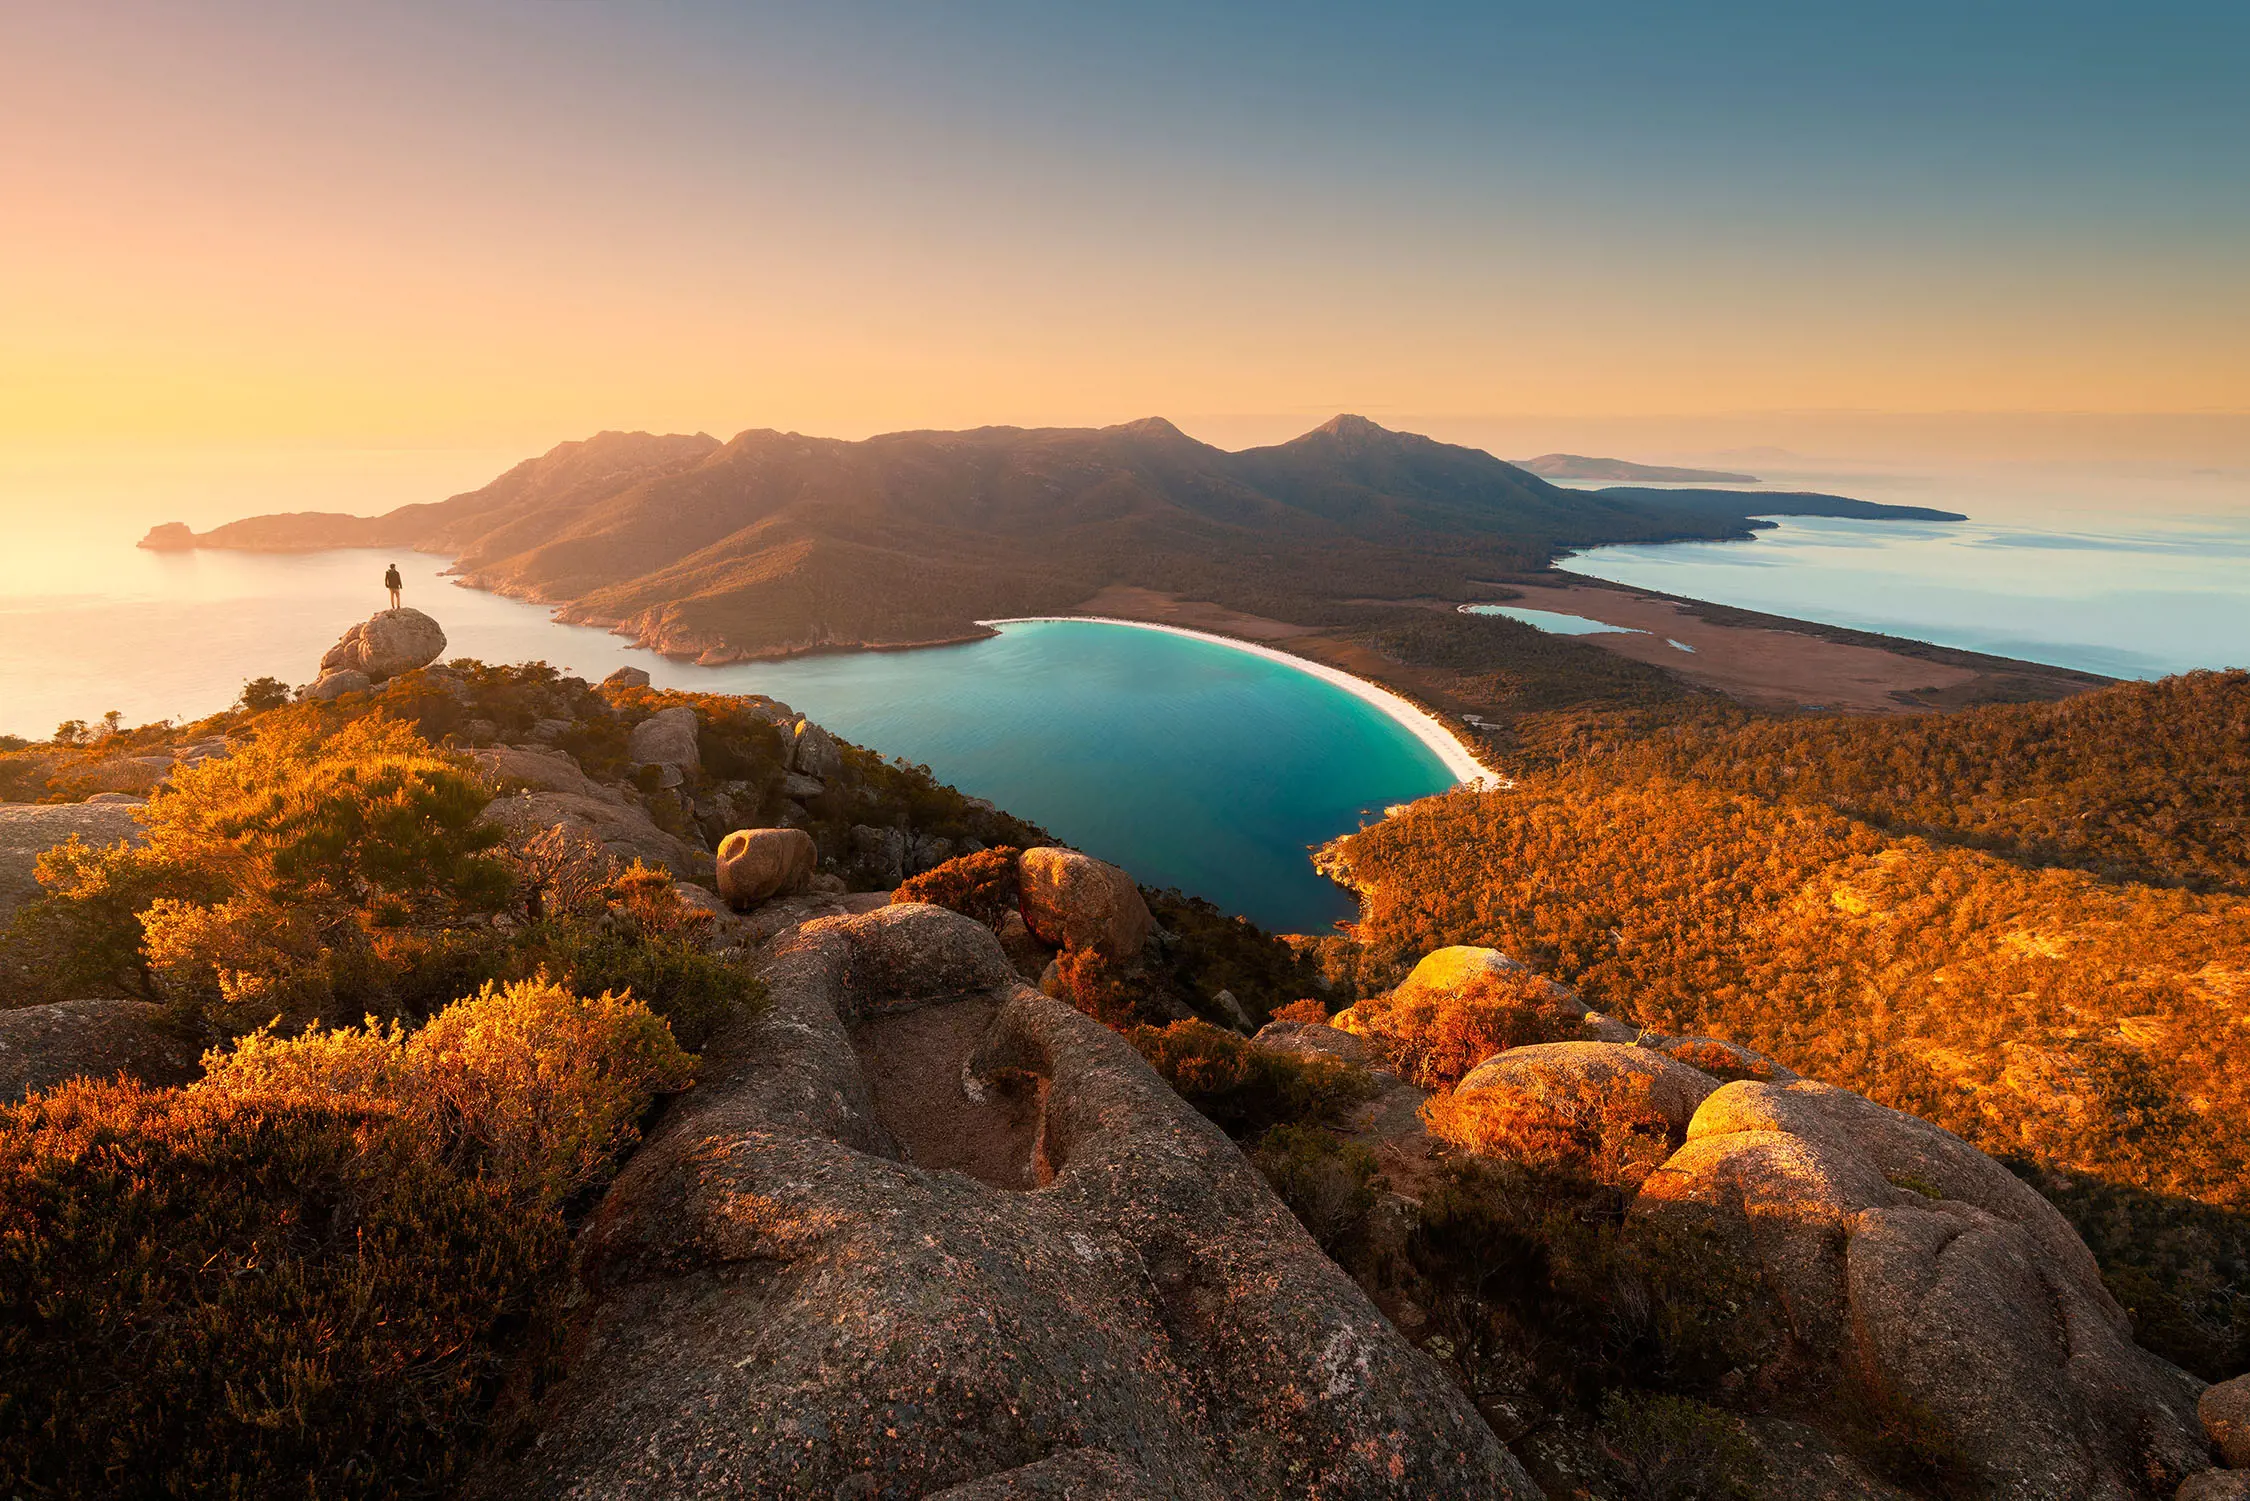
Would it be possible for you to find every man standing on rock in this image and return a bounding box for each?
[384,563,403,612]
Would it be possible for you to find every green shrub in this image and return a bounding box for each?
[1254,1124,1379,1256]
[1410,1160,1781,1408]
[1598,1390,1764,1501]
[1128,1019,1374,1139]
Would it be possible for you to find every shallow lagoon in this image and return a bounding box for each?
[1565,512,2250,679]
[0,545,1456,931]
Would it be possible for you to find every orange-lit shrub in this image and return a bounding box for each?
[1424,1072,1676,1190]
[1270,997,1330,1025]
[1347,968,1581,1090]
[200,976,695,1209]
[0,977,697,1497]
[894,846,1023,930]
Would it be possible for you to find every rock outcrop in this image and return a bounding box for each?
[479,786,705,880]
[715,827,817,909]
[600,666,651,692]
[313,607,447,687]
[305,668,374,701]
[1635,1077,2209,1498]
[137,521,195,551]
[479,905,1534,1499]
[2181,1470,2250,1501]
[0,802,145,924]
[790,718,842,780]
[0,998,201,1103]
[1017,847,1152,959]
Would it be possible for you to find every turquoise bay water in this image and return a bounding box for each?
[1565,512,2250,679]
[0,543,1453,931]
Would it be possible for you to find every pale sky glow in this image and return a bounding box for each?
[2,1,2245,455]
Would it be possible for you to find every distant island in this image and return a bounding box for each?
[149,414,1960,667]
[1517,452,1760,483]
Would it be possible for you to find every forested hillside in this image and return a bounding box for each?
[1326,670,2250,1379]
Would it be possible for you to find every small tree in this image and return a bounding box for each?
[237,676,293,714]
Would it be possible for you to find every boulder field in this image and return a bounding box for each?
[473,904,1534,1499]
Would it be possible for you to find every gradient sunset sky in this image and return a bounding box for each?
[5,1,2245,458]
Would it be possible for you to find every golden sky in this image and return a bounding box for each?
[4,4,2244,457]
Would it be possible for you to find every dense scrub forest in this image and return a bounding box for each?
[1327,668,2250,1379]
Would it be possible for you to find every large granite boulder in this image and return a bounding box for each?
[2180,1471,2250,1501]
[1455,1040,1722,1133]
[0,802,145,924]
[319,607,445,684]
[2207,1374,2250,1468]
[714,827,817,909]
[1017,847,1152,959]
[0,998,201,1103]
[627,705,701,785]
[1635,1078,2209,1498]
[476,905,1534,1499]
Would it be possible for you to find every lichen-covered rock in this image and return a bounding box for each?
[790,717,842,779]
[922,1448,1171,1499]
[1456,1040,1722,1133]
[0,998,201,1104]
[714,827,817,909]
[353,607,447,679]
[626,705,700,779]
[1636,1078,2208,1498]
[2207,1374,2250,1468]
[1017,846,1152,958]
[2179,1471,2250,1501]
[0,802,144,924]
[476,906,1535,1499]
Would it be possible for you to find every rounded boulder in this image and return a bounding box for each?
[2207,1373,2250,1469]
[353,607,447,680]
[716,827,817,910]
[1017,846,1152,958]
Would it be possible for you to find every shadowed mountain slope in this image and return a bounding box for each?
[174,417,1954,662]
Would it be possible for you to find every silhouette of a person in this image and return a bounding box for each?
[384,564,403,612]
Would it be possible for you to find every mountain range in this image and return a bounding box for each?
[156,415,1960,662]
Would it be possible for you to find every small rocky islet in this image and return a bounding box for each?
[0,606,2244,1498]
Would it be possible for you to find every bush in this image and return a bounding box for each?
[1423,1072,1678,1190]
[0,1082,557,1499]
[894,846,1023,930]
[1598,1390,1764,1501]
[0,978,695,1497]
[199,976,696,1209]
[1128,1019,1375,1139]
[1270,997,1331,1025]
[1347,968,1582,1090]
[1255,1124,1380,1256]
[1410,1160,1781,1408]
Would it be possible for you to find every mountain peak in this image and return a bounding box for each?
[1311,413,1395,442]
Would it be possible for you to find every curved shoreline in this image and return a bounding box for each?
[979,615,1494,788]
